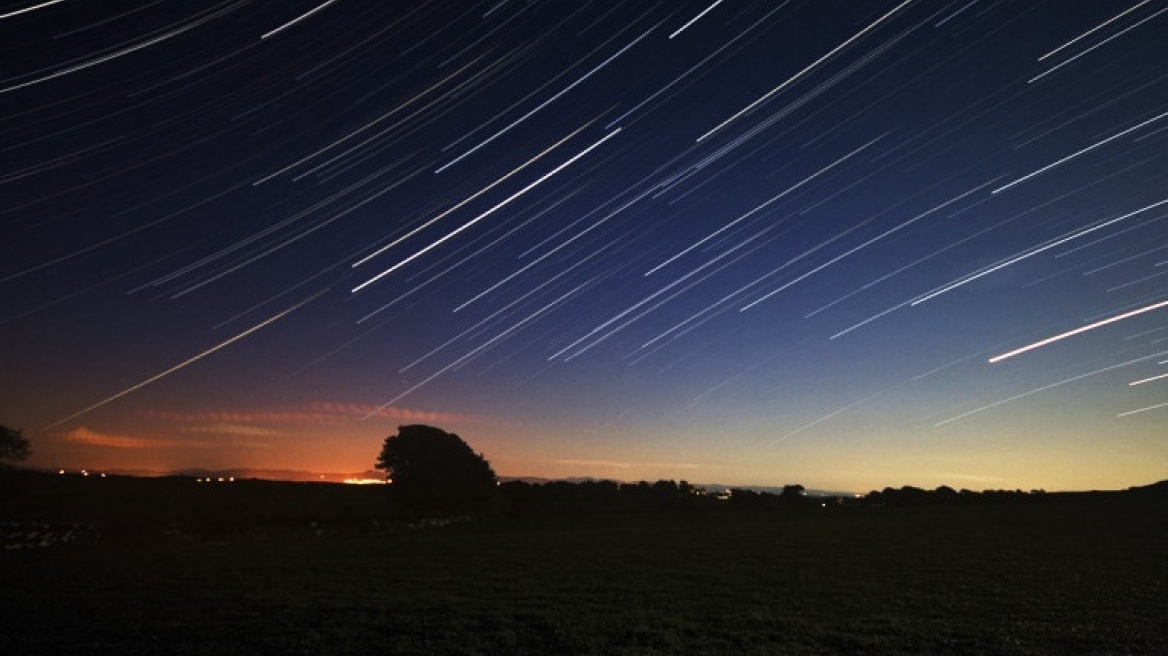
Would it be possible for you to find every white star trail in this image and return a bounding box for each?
[938,350,1168,427]
[1028,4,1168,84]
[1116,401,1168,417]
[913,199,1168,306]
[669,0,725,40]
[352,128,621,293]
[252,59,479,185]
[1128,371,1168,386]
[1037,0,1154,62]
[456,185,657,312]
[607,3,785,130]
[364,280,592,416]
[647,134,885,276]
[261,0,344,40]
[45,290,326,429]
[741,177,996,311]
[992,110,1168,194]
[1,1,246,95]
[402,257,594,373]
[352,122,592,268]
[434,26,653,174]
[933,0,980,28]
[0,0,69,21]
[989,299,1168,364]
[696,0,916,142]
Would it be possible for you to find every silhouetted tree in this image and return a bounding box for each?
[934,485,960,503]
[375,425,496,515]
[781,484,805,498]
[729,488,770,508]
[779,483,809,507]
[0,425,31,465]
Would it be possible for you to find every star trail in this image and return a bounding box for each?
[2,0,1165,491]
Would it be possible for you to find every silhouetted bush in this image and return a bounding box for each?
[863,485,1049,507]
[0,425,31,464]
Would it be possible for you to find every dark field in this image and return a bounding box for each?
[2,474,1165,655]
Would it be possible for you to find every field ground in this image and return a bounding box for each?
[1,475,1165,655]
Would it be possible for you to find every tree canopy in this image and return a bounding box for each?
[0,425,31,465]
[375,425,496,515]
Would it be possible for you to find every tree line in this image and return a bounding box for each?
[375,425,821,517]
[375,425,1070,518]
[498,479,814,516]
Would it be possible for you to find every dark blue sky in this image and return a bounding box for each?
[2,0,1166,490]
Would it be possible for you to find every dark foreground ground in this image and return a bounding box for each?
[1,473,1165,655]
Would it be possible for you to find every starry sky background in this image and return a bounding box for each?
[2,0,1166,491]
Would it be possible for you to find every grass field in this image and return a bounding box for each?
[2,477,1165,655]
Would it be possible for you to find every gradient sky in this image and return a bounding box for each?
[3,0,1166,492]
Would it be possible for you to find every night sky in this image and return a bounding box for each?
[3,0,1166,491]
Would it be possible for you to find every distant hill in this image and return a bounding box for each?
[174,468,388,483]
[499,476,612,485]
[501,476,856,498]
[691,483,858,498]
[1129,479,1168,497]
[31,466,386,484]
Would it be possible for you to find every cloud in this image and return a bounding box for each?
[554,459,721,471]
[310,401,496,426]
[555,459,633,469]
[141,401,492,429]
[59,426,212,450]
[141,408,345,427]
[939,473,1005,484]
[181,423,282,437]
[61,426,153,449]
[643,462,721,470]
